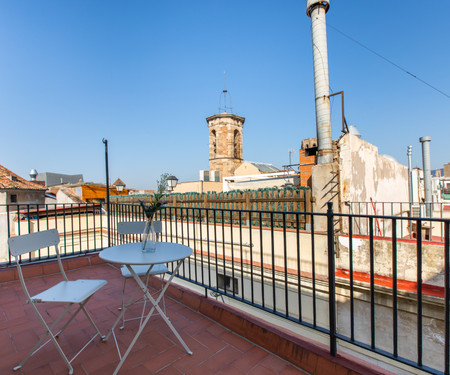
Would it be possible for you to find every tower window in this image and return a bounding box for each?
[211,130,217,156]
[10,194,17,203]
[234,130,241,159]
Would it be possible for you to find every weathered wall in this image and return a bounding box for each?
[234,162,261,176]
[0,190,45,206]
[172,181,223,194]
[311,161,339,230]
[338,134,409,206]
[337,235,445,286]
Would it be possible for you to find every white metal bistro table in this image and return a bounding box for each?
[99,241,193,374]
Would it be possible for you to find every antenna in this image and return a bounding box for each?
[219,71,233,113]
[289,149,296,165]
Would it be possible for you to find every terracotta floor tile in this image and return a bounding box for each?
[143,345,186,373]
[259,354,290,373]
[122,364,153,374]
[280,364,311,375]
[171,339,215,373]
[219,330,253,352]
[201,345,243,372]
[216,364,247,375]
[192,329,228,353]
[0,263,314,375]
[233,345,269,372]
[156,365,184,375]
[249,364,280,375]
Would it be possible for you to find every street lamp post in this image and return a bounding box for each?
[102,138,111,247]
[167,175,179,192]
[115,181,125,193]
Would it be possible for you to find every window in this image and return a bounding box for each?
[217,273,239,294]
[233,130,241,159]
[305,146,317,156]
[10,194,17,203]
[211,130,217,156]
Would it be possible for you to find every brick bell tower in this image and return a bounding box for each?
[206,90,245,181]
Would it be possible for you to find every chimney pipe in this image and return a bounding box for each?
[407,146,413,204]
[307,0,333,164]
[419,136,432,217]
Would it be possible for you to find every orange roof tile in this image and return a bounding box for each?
[0,165,47,191]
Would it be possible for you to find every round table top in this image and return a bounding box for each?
[99,242,193,265]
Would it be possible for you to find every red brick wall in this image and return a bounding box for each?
[299,149,317,187]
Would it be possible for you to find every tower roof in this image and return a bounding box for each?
[206,112,245,123]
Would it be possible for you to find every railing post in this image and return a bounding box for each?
[327,202,337,356]
[102,138,111,248]
[244,192,251,226]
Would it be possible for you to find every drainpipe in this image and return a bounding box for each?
[407,145,413,204]
[307,0,333,164]
[419,136,432,217]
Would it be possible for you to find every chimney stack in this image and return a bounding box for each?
[307,0,333,164]
[419,136,432,217]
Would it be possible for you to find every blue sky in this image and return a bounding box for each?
[1,0,449,190]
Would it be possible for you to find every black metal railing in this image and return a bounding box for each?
[0,203,106,265]
[345,201,450,243]
[108,202,450,374]
[1,202,450,374]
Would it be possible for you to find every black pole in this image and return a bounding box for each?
[327,202,337,356]
[103,138,111,247]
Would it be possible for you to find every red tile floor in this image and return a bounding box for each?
[0,263,308,374]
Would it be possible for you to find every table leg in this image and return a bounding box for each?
[103,265,156,342]
[112,260,192,375]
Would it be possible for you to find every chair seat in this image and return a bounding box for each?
[120,264,168,278]
[31,279,107,304]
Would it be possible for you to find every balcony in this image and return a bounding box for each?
[1,202,449,374]
[1,255,394,375]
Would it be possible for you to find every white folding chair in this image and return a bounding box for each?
[117,220,168,329]
[8,229,107,375]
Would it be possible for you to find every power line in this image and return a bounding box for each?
[326,21,450,99]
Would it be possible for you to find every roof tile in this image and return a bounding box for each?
[0,165,47,190]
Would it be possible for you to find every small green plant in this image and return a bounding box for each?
[140,193,166,220]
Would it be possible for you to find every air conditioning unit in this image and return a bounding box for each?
[199,170,210,182]
[210,171,221,182]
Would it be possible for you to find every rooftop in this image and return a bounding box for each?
[0,255,392,375]
[0,165,46,191]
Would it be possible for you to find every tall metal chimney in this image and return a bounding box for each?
[407,145,413,204]
[419,136,432,217]
[307,0,333,164]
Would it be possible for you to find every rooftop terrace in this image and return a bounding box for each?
[0,254,394,375]
[1,201,449,374]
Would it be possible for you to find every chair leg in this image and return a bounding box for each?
[120,277,127,330]
[15,302,74,374]
[80,302,105,339]
[160,274,166,314]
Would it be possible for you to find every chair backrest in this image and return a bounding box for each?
[117,221,146,235]
[117,221,162,235]
[8,229,60,257]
